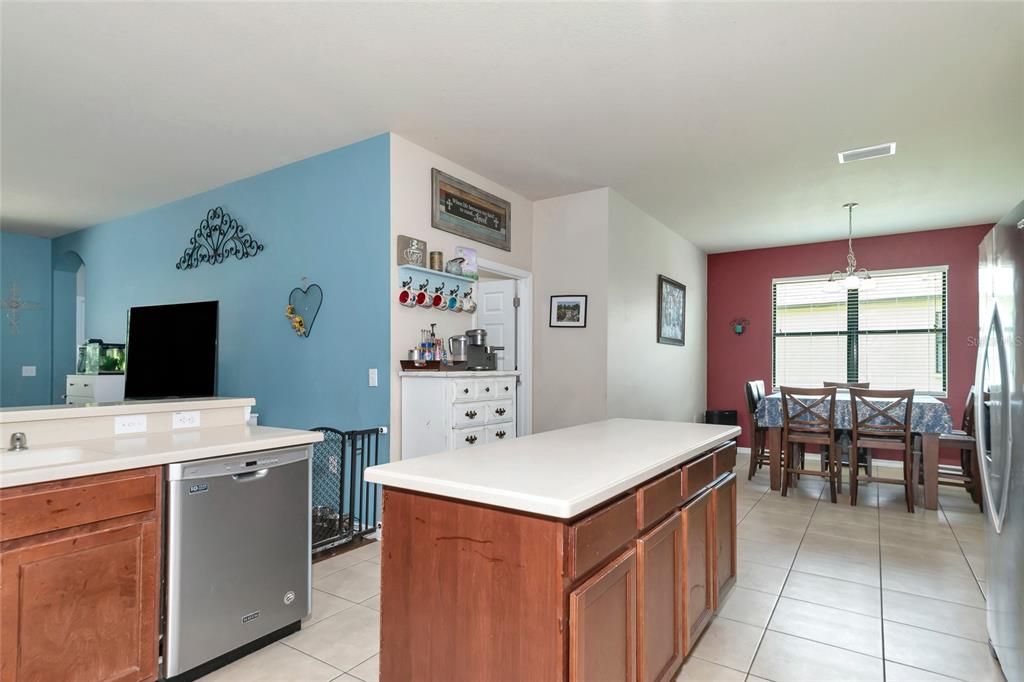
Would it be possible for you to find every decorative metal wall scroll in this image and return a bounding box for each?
[176,207,264,270]
[1,283,40,334]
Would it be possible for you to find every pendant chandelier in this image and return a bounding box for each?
[825,202,875,292]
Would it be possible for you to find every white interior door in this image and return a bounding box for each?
[476,279,516,371]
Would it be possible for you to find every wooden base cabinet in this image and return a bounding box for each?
[636,512,683,682]
[680,488,715,655]
[713,473,738,606]
[569,548,638,682]
[0,468,162,682]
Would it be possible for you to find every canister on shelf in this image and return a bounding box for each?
[429,251,444,271]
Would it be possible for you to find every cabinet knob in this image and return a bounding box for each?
[496,408,506,416]
[496,431,506,439]
[465,410,477,419]
[485,387,490,392]
[504,386,509,391]
[463,388,470,394]
[466,435,478,444]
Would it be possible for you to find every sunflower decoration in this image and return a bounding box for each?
[285,304,306,336]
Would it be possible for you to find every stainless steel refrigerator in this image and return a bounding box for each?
[976,198,1024,680]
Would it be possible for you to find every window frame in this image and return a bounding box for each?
[771,265,949,397]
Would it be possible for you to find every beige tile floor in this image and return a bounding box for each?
[202,452,998,682]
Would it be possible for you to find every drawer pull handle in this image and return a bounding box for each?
[504,386,509,391]
[485,387,491,392]
[496,408,506,416]
[83,384,90,388]
[463,388,470,394]
[466,435,478,444]
[496,431,506,439]
[465,410,478,419]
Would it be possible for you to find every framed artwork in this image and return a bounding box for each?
[549,295,588,328]
[657,275,686,346]
[431,168,511,251]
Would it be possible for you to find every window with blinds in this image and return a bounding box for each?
[772,266,948,395]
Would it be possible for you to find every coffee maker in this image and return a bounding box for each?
[449,329,503,371]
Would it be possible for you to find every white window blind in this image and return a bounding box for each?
[772,267,947,394]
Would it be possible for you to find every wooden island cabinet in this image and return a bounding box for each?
[0,467,162,682]
[369,420,740,682]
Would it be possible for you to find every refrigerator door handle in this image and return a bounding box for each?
[975,304,1011,534]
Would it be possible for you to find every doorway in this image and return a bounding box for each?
[476,259,532,437]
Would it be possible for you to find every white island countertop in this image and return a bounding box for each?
[0,424,322,488]
[365,418,740,518]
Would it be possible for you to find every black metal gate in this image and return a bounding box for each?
[310,426,384,555]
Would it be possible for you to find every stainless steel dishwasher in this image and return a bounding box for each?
[164,446,312,680]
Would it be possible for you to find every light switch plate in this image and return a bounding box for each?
[21,366,36,377]
[368,368,378,387]
[172,411,201,429]
[115,414,147,435]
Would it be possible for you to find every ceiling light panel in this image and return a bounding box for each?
[838,142,896,164]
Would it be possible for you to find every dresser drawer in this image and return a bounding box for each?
[712,441,737,478]
[681,452,716,502]
[568,493,638,580]
[493,376,516,398]
[476,380,498,400]
[0,467,161,542]
[453,402,487,428]
[453,379,477,403]
[485,424,514,443]
[65,376,96,398]
[454,427,485,449]
[485,399,514,424]
[636,468,682,530]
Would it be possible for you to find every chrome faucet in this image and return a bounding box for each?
[8,432,27,451]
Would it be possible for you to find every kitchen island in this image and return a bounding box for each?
[365,418,741,682]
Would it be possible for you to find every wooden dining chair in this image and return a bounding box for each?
[935,387,982,511]
[849,388,915,512]
[780,386,839,503]
[745,380,769,479]
[823,381,870,389]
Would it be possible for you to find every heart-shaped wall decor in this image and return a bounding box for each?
[288,283,323,337]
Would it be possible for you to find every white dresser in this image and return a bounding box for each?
[65,374,125,405]
[400,371,518,459]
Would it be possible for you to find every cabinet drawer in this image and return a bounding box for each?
[454,427,485,449]
[453,379,477,402]
[485,424,514,443]
[0,467,161,542]
[681,453,715,502]
[712,441,737,478]
[476,380,497,400]
[452,402,487,428]
[568,493,638,581]
[636,468,682,530]
[65,376,96,398]
[486,400,514,424]
[493,376,516,398]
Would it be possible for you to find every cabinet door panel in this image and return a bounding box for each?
[569,548,637,682]
[713,474,738,607]
[680,489,714,655]
[0,519,160,682]
[637,512,683,682]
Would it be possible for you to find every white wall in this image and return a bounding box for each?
[607,190,707,423]
[531,189,610,432]
[389,133,534,459]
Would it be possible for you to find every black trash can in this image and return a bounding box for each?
[705,409,738,426]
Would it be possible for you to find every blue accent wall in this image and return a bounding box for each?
[52,134,391,436]
[0,232,53,406]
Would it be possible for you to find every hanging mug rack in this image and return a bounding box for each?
[396,264,477,313]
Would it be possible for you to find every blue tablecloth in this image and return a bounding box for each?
[756,391,953,434]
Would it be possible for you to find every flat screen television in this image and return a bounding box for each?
[124,300,218,400]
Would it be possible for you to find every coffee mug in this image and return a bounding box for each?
[463,297,477,313]
[447,295,461,311]
[398,288,416,307]
[416,289,432,307]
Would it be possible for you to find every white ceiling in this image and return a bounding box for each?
[2,2,1022,252]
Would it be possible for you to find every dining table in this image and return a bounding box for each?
[756,390,955,510]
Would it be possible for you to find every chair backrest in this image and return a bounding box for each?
[849,388,914,446]
[744,380,766,413]
[962,385,976,435]
[780,386,837,435]
[824,381,870,389]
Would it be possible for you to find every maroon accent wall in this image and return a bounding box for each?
[707,224,992,450]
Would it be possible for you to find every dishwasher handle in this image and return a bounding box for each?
[232,469,269,482]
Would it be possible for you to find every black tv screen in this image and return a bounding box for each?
[124,301,218,400]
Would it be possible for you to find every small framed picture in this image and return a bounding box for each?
[657,275,686,346]
[549,295,588,328]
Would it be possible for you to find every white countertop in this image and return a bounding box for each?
[0,424,322,488]
[399,370,521,377]
[365,418,740,518]
[0,397,255,423]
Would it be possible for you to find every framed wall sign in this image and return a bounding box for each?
[549,295,588,328]
[657,275,686,346]
[431,168,511,251]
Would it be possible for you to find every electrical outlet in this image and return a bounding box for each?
[368,368,378,387]
[172,411,201,429]
[21,366,36,377]
[114,414,148,435]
